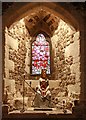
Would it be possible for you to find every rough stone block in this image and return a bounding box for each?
[5,60,14,71]
[5,34,18,50]
[4,68,9,78]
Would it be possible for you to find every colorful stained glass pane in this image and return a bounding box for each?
[32,34,50,74]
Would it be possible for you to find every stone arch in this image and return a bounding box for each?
[2,2,85,118]
[3,2,80,31]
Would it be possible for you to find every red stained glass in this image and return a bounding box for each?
[32,34,50,74]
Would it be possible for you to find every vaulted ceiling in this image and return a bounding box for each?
[24,9,60,37]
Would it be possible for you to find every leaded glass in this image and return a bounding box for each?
[32,34,50,74]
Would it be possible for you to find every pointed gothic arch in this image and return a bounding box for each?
[2,2,86,119]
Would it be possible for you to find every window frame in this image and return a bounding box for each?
[30,31,52,76]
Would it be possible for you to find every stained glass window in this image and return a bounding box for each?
[31,34,50,75]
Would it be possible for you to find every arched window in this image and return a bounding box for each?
[31,33,51,75]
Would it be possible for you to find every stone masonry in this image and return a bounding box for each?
[4,17,80,111]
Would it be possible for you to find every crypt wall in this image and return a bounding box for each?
[3,13,80,111]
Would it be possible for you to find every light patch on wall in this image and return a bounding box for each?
[25,66,30,74]
[5,60,14,71]
[65,35,80,58]
[5,33,18,50]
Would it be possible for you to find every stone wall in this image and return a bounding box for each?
[4,19,30,81]
[3,18,80,111]
[51,19,80,106]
